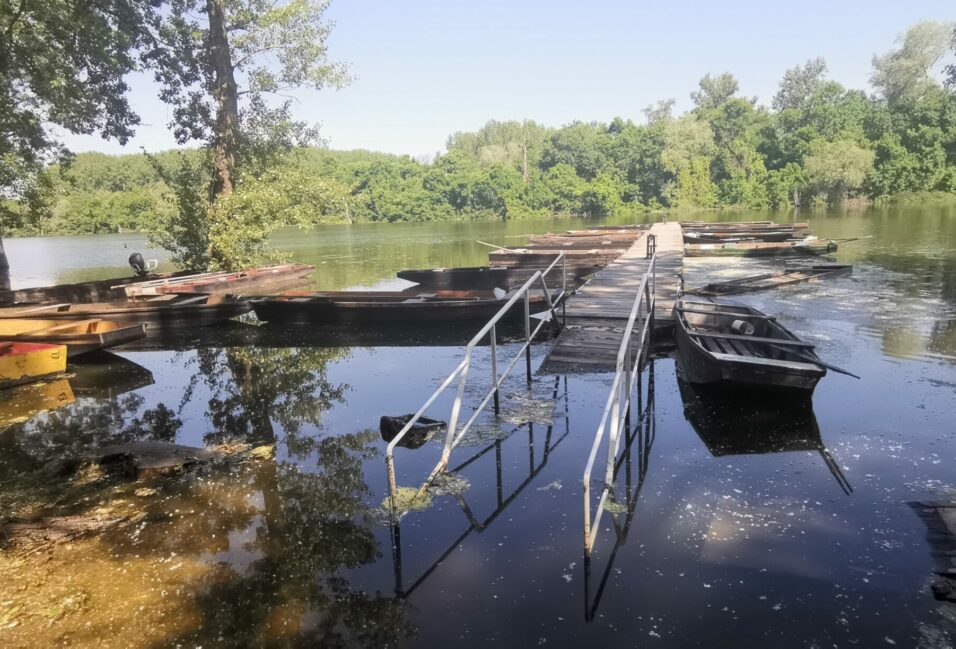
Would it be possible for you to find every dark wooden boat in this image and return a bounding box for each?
[684,239,837,257]
[251,289,556,325]
[122,263,314,297]
[380,415,445,449]
[397,265,595,291]
[685,264,852,297]
[526,236,635,248]
[680,220,808,231]
[683,230,801,244]
[0,294,251,331]
[0,264,314,306]
[0,319,147,357]
[489,249,621,268]
[0,271,194,306]
[673,297,827,392]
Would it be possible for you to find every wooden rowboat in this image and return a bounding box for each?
[683,231,802,244]
[0,294,251,331]
[0,264,314,306]
[397,265,595,291]
[0,342,68,389]
[121,263,314,297]
[0,319,146,357]
[684,239,837,257]
[684,264,852,297]
[251,289,556,325]
[674,297,827,393]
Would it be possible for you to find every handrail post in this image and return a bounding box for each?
[524,291,532,383]
[491,324,499,415]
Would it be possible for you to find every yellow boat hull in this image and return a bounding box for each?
[0,342,68,389]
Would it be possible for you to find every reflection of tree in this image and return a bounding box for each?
[0,394,182,469]
[146,430,415,647]
[182,346,350,451]
[150,345,416,646]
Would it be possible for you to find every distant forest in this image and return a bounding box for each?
[14,23,956,236]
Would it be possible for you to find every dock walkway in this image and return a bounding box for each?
[541,221,683,372]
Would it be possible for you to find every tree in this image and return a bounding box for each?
[948,25,956,88]
[0,0,160,279]
[207,165,348,269]
[871,21,953,104]
[691,73,741,111]
[152,0,349,198]
[773,57,828,111]
[803,139,875,204]
[148,0,349,268]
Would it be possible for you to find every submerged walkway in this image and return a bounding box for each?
[540,221,683,372]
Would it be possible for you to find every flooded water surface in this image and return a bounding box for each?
[1,206,955,647]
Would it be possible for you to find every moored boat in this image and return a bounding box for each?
[251,289,557,325]
[0,319,146,357]
[121,263,314,297]
[684,239,837,257]
[684,264,852,296]
[0,342,68,389]
[683,230,802,244]
[673,297,827,393]
[0,263,315,306]
[0,294,251,331]
[396,265,594,291]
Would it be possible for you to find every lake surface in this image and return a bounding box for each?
[1,206,955,647]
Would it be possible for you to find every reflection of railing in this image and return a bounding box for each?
[386,253,568,507]
[390,376,570,597]
[583,250,656,555]
[584,363,655,622]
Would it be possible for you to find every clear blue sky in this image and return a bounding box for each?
[62,0,955,158]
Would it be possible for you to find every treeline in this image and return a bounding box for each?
[17,22,956,235]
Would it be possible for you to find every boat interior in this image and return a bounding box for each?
[677,299,817,364]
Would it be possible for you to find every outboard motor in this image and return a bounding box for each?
[129,252,158,277]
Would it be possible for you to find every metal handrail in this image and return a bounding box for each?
[582,250,656,554]
[386,253,568,507]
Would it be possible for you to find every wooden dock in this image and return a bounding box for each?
[541,221,683,372]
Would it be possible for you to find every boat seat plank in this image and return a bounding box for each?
[18,319,102,335]
[686,330,815,348]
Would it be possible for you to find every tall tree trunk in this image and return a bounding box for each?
[0,236,10,291]
[206,0,239,200]
[522,142,529,184]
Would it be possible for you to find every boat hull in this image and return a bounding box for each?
[684,241,838,257]
[673,298,826,394]
[0,342,68,389]
[251,296,549,325]
[397,266,594,291]
[0,297,251,332]
[0,320,147,358]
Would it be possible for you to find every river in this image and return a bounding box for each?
[0,205,954,647]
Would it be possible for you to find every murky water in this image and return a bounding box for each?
[1,206,955,647]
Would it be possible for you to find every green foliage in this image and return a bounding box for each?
[207,166,349,270]
[148,152,214,271]
[871,21,953,105]
[0,0,159,234]
[803,139,875,203]
[21,18,956,246]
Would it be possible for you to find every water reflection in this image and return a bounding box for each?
[676,370,852,495]
[583,363,656,623]
[390,376,570,599]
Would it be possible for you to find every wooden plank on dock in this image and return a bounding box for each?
[540,221,683,373]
